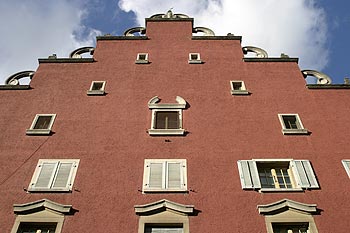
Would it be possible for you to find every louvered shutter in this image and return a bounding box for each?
[148,162,165,189]
[237,160,261,189]
[33,161,58,189]
[167,162,182,189]
[146,227,183,233]
[291,160,319,189]
[52,162,75,190]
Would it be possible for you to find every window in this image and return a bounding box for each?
[136,53,149,64]
[28,159,79,192]
[145,224,183,233]
[278,114,308,135]
[237,159,319,191]
[16,222,57,233]
[188,53,202,64]
[11,199,73,233]
[148,96,187,135]
[272,223,309,233]
[26,114,56,135]
[230,80,249,95]
[258,199,319,233]
[342,160,350,178]
[143,159,187,192]
[87,81,106,95]
[135,199,194,233]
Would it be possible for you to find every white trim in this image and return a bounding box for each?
[26,114,56,135]
[278,114,309,135]
[28,159,79,192]
[342,160,350,178]
[149,109,184,135]
[230,80,249,95]
[135,53,149,64]
[87,81,106,95]
[188,53,202,64]
[143,159,187,193]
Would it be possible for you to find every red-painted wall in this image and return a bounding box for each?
[0,17,349,233]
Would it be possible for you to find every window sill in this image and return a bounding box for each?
[135,60,149,64]
[27,188,71,192]
[26,129,51,135]
[188,60,202,64]
[282,129,309,135]
[87,90,105,95]
[143,189,188,193]
[148,129,185,135]
[231,90,249,95]
[259,188,303,193]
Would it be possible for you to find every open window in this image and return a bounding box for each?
[278,114,309,135]
[258,199,319,233]
[11,199,73,233]
[143,159,187,193]
[135,199,194,233]
[28,159,79,192]
[230,80,249,95]
[136,53,149,64]
[148,96,187,135]
[87,81,106,95]
[188,53,202,64]
[237,159,319,192]
[26,114,56,135]
[342,160,350,178]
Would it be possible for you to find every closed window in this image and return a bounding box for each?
[188,53,202,64]
[26,114,56,135]
[143,159,187,192]
[145,225,183,233]
[28,159,79,192]
[155,111,180,129]
[278,114,308,135]
[136,53,149,64]
[237,159,319,191]
[230,80,249,95]
[342,160,350,178]
[87,81,106,95]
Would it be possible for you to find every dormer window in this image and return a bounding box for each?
[87,81,106,95]
[188,53,202,64]
[136,53,149,64]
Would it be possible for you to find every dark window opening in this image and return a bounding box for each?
[17,222,57,233]
[33,116,52,129]
[155,112,179,129]
[282,115,299,129]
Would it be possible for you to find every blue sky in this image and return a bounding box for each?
[0,0,349,84]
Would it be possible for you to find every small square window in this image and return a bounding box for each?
[136,53,149,64]
[278,114,308,135]
[26,114,56,135]
[17,222,57,233]
[272,223,309,233]
[188,53,202,64]
[149,109,184,135]
[143,159,187,193]
[87,81,106,95]
[342,160,350,178]
[28,159,79,192]
[230,80,249,95]
[237,159,319,191]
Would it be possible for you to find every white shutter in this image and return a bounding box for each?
[167,162,182,189]
[52,162,75,190]
[291,160,319,189]
[33,161,58,188]
[148,162,165,189]
[237,160,261,189]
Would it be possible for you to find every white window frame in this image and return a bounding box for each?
[149,109,184,135]
[188,53,202,64]
[87,81,106,95]
[342,160,350,178]
[26,114,56,135]
[142,159,187,193]
[278,114,309,135]
[230,80,249,95]
[237,159,319,192]
[28,159,79,192]
[135,53,149,64]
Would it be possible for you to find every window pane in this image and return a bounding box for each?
[92,82,103,90]
[272,223,309,233]
[33,116,52,129]
[258,169,275,188]
[156,112,179,129]
[145,226,183,233]
[17,223,57,233]
[232,82,242,90]
[282,116,298,129]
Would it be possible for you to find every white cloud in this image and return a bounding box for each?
[119,0,329,71]
[0,1,101,84]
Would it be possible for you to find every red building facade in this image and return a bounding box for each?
[0,11,349,233]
